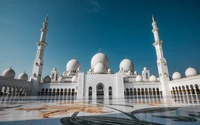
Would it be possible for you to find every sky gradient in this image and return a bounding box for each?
[0,0,200,79]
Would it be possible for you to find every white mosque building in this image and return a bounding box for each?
[0,15,200,101]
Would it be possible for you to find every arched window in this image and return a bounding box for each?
[186,85,190,94]
[134,88,137,95]
[41,88,44,95]
[96,83,104,96]
[145,88,148,95]
[68,88,71,95]
[190,85,195,94]
[89,86,92,96]
[156,88,160,95]
[53,88,56,95]
[149,88,152,96]
[109,86,112,96]
[178,86,182,94]
[126,88,129,95]
[195,84,200,94]
[130,88,133,95]
[137,88,140,96]
[52,74,54,79]
[45,88,48,96]
[64,88,67,95]
[61,88,63,95]
[141,88,144,95]
[49,88,52,95]
[57,88,60,95]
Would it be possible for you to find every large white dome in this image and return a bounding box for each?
[43,75,51,83]
[58,75,65,83]
[91,52,109,69]
[93,62,107,74]
[18,72,28,81]
[119,59,134,72]
[185,67,197,77]
[2,67,15,78]
[172,72,181,80]
[66,59,80,72]
[136,75,143,82]
[149,75,157,82]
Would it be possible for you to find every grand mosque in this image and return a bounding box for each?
[0,15,200,101]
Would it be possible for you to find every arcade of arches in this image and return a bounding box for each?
[38,88,76,96]
[0,85,29,96]
[171,84,200,103]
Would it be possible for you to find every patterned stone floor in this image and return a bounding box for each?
[0,96,200,125]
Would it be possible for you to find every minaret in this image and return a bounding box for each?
[152,15,170,98]
[31,15,48,96]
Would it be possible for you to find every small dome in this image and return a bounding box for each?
[53,68,57,71]
[91,52,110,69]
[43,75,51,83]
[149,75,157,82]
[143,67,147,70]
[108,68,111,72]
[119,59,134,72]
[172,72,181,80]
[185,67,197,77]
[136,75,143,82]
[66,59,80,72]
[58,75,65,83]
[134,71,138,75]
[18,72,28,81]
[93,62,107,74]
[71,76,77,82]
[2,67,15,78]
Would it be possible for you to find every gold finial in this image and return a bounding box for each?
[99,48,101,53]
[45,14,48,22]
[124,56,127,59]
[152,14,155,22]
[73,55,76,59]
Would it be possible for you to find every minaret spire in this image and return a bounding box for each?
[152,14,155,22]
[40,14,48,43]
[152,15,170,99]
[31,15,49,96]
[152,15,160,42]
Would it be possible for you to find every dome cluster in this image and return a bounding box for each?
[66,59,80,73]
[149,75,157,82]
[1,67,28,81]
[2,67,15,78]
[185,67,197,77]
[171,67,198,80]
[88,52,111,74]
[119,59,134,72]
[136,75,143,82]
[43,75,51,83]
[18,72,28,81]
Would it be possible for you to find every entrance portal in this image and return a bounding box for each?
[96,83,104,97]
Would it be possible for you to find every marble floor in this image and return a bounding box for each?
[0,96,200,125]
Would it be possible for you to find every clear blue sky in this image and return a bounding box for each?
[0,0,200,78]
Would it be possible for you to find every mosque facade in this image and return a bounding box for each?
[0,16,200,101]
